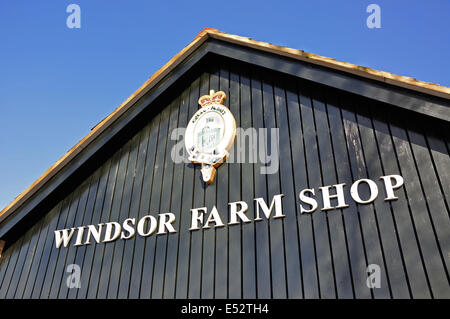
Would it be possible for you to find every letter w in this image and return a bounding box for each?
[54,228,76,248]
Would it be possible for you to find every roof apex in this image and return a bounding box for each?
[1,28,449,229]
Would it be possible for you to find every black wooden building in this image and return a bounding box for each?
[0,28,449,299]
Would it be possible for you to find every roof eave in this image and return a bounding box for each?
[1,28,449,226]
[0,28,213,224]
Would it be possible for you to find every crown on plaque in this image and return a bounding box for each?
[198,90,226,107]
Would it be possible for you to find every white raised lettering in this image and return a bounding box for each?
[137,215,158,237]
[190,207,207,230]
[103,222,121,243]
[380,175,404,201]
[54,228,76,248]
[228,201,250,225]
[254,194,285,220]
[157,213,177,234]
[85,224,104,244]
[121,218,136,239]
[203,206,225,228]
[350,179,378,204]
[319,183,349,211]
[299,189,318,213]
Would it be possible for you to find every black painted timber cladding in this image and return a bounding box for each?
[0,56,449,299]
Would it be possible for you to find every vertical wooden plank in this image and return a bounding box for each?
[140,105,170,299]
[52,178,91,299]
[66,165,100,298]
[388,111,449,298]
[175,77,201,298]
[370,105,431,298]
[163,86,191,299]
[227,66,242,299]
[250,68,271,299]
[96,141,131,299]
[297,89,321,299]
[152,97,180,299]
[128,115,160,299]
[356,101,410,298]
[136,112,163,298]
[326,96,370,299]
[0,244,12,289]
[0,238,24,298]
[425,125,450,217]
[57,174,97,299]
[239,65,257,299]
[214,63,230,299]
[313,89,353,298]
[287,81,313,300]
[274,80,302,298]
[11,215,44,298]
[38,190,77,298]
[77,160,112,299]
[107,134,140,299]
[24,203,62,298]
[188,71,209,299]
[285,80,311,299]
[309,95,338,299]
[341,100,390,299]
[261,75,286,299]
[318,92,354,299]
[1,238,26,298]
[6,222,40,298]
[302,89,336,298]
[117,125,151,298]
[86,149,121,298]
[407,125,450,275]
[201,66,219,299]
[313,93,353,298]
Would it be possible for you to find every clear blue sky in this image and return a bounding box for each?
[0,0,449,210]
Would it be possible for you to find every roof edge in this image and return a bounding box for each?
[1,27,449,226]
[0,27,212,224]
[208,30,450,99]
